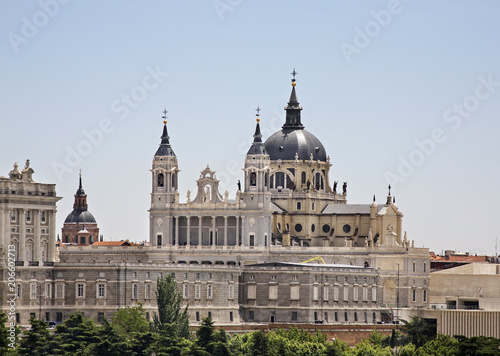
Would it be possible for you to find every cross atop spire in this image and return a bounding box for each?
[388,184,392,195]
[255,106,261,122]
[290,68,298,84]
[162,108,168,124]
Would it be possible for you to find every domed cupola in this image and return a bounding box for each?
[264,70,327,162]
[64,173,97,224]
[61,173,100,245]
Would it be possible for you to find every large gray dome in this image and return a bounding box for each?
[264,128,327,161]
[64,210,97,224]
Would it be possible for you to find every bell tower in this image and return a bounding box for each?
[240,109,272,248]
[149,110,179,246]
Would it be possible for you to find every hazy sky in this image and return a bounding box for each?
[1,1,499,255]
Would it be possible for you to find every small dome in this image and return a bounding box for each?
[64,210,97,224]
[264,129,327,161]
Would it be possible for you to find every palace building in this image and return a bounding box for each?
[0,75,430,326]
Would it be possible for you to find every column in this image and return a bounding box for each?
[19,209,26,264]
[186,216,191,247]
[48,210,56,262]
[198,216,202,247]
[223,216,228,247]
[236,216,240,246]
[211,216,216,246]
[174,216,179,246]
[34,210,41,263]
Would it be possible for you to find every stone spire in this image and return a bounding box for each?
[282,68,304,130]
[155,109,176,156]
[247,107,267,155]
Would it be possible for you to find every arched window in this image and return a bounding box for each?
[250,172,257,186]
[301,171,306,184]
[157,173,164,187]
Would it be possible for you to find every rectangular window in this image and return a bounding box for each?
[423,289,427,302]
[26,211,31,222]
[46,283,52,298]
[353,287,358,301]
[423,262,427,273]
[196,312,200,321]
[146,284,151,299]
[269,285,278,300]
[41,211,46,223]
[324,312,328,322]
[333,286,339,301]
[157,235,162,246]
[16,284,21,299]
[373,312,377,323]
[297,202,301,210]
[132,284,138,299]
[248,284,256,299]
[56,312,63,322]
[207,284,213,300]
[98,284,105,298]
[354,312,358,322]
[183,284,189,299]
[145,312,150,320]
[363,287,368,301]
[195,284,201,299]
[313,285,319,301]
[11,210,16,222]
[77,284,84,298]
[291,311,298,321]
[334,312,338,322]
[229,312,233,322]
[16,313,20,323]
[98,312,105,323]
[372,287,377,302]
[56,284,64,299]
[146,272,150,279]
[228,284,234,300]
[249,234,255,246]
[412,288,416,302]
[344,312,348,322]
[45,312,50,322]
[76,284,85,298]
[290,285,300,300]
[208,311,211,319]
[249,311,254,320]
[343,286,349,301]
[323,286,329,301]
[413,262,416,272]
[30,284,37,299]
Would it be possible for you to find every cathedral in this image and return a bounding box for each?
[0,74,430,326]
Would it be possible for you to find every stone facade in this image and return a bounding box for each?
[0,77,431,327]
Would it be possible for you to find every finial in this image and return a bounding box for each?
[79,169,82,177]
[393,196,396,204]
[255,106,261,122]
[373,195,376,202]
[388,184,391,195]
[162,108,168,124]
[290,68,298,86]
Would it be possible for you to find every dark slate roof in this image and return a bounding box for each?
[155,124,176,156]
[247,122,267,155]
[264,129,327,161]
[321,204,384,215]
[64,210,97,224]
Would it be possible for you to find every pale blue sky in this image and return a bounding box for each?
[1,1,499,254]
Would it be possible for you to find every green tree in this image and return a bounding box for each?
[17,317,51,355]
[0,312,19,355]
[455,335,500,356]
[49,311,99,355]
[93,318,136,356]
[415,334,459,356]
[196,317,216,354]
[111,303,150,335]
[152,274,190,339]
[401,317,436,348]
